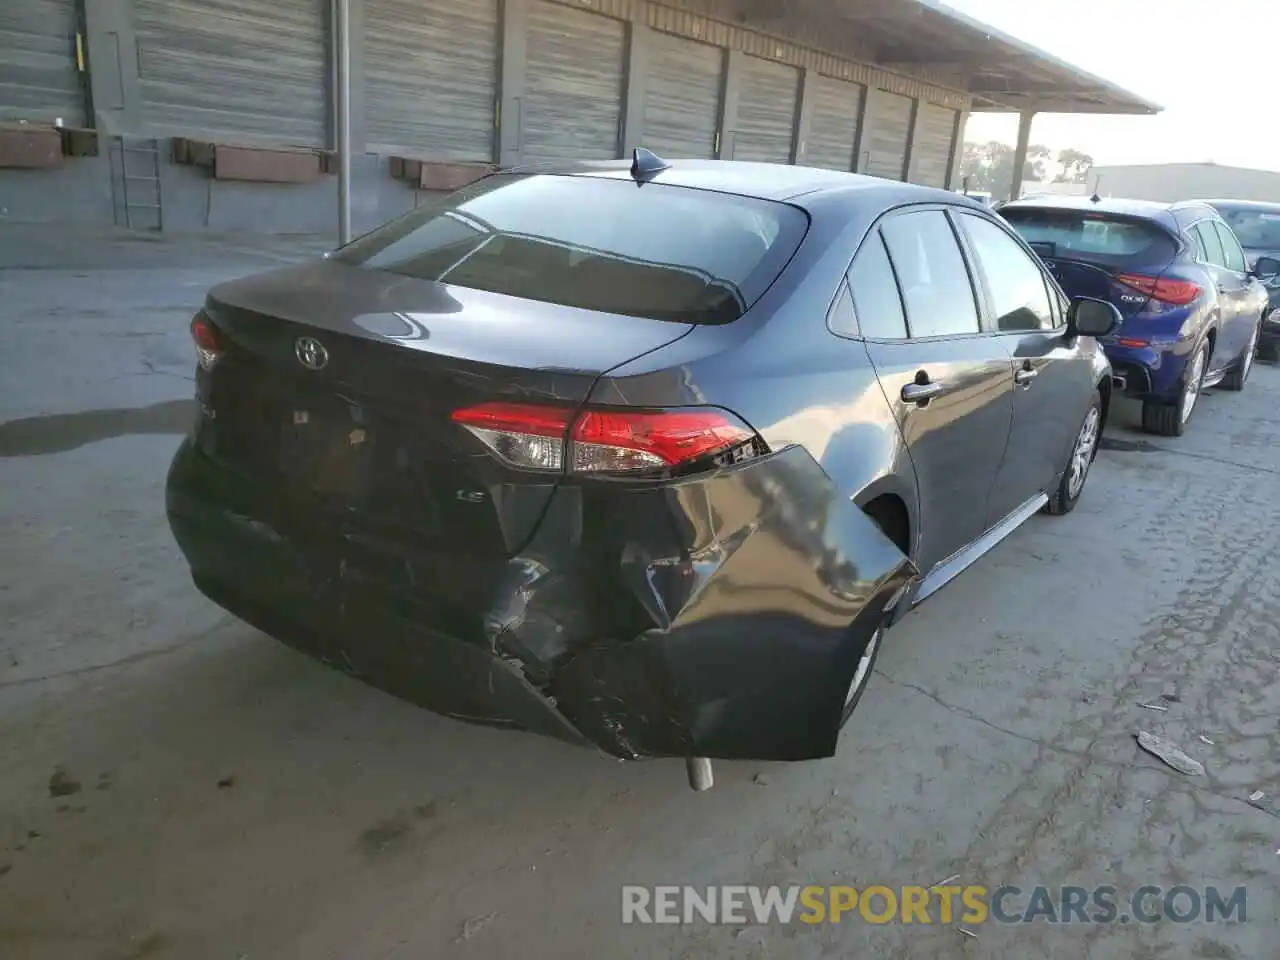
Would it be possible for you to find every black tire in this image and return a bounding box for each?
[1045,390,1102,516]
[1220,318,1260,392]
[1259,340,1280,363]
[1142,341,1208,437]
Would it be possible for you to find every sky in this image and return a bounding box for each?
[945,0,1278,172]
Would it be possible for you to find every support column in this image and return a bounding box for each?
[1010,108,1035,202]
[334,0,352,243]
[946,103,970,190]
[497,0,530,167]
[82,0,142,134]
[791,68,816,165]
[901,97,921,182]
[716,50,744,159]
[619,23,652,157]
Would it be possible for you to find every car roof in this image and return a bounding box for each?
[1200,198,1280,212]
[502,157,961,207]
[1000,194,1223,234]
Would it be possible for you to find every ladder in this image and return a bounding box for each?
[111,136,163,231]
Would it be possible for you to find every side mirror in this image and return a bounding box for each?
[1067,297,1121,338]
[1252,255,1280,280]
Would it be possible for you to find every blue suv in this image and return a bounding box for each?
[1002,197,1279,436]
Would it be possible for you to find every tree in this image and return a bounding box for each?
[958,141,1054,201]
[1056,148,1095,183]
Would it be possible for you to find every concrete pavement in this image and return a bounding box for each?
[0,227,1276,959]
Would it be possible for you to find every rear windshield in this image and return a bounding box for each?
[1215,206,1280,250]
[1001,209,1176,264]
[333,173,808,324]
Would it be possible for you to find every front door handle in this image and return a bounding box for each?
[1014,367,1039,387]
[902,380,945,404]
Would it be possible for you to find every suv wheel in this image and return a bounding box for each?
[1142,341,1207,437]
[1220,320,1259,391]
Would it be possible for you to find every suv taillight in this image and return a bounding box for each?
[190,312,223,371]
[451,402,764,475]
[1116,273,1201,306]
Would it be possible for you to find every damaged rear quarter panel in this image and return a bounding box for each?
[543,445,916,761]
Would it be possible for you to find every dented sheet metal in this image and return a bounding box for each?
[169,437,914,763]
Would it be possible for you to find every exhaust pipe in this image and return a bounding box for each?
[1111,374,1127,392]
[685,757,714,792]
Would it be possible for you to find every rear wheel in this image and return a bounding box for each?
[1142,341,1207,437]
[1220,319,1259,391]
[1045,390,1102,516]
[839,504,905,726]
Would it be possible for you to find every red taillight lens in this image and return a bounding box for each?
[190,312,223,371]
[572,408,755,473]
[451,402,762,475]
[1116,273,1201,306]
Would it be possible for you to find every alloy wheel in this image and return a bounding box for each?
[1242,326,1258,383]
[1067,405,1101,499]
[1181,348,1206,425]
[845,626,884,708]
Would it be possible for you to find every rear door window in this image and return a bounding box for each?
[1214,222,1247,272]
[1002,208,1178,268]
[334,173,808,324]
[847,231,908,339]
[880,211,980,338]
[1194,221,1226,267]
[958,213,1056,332]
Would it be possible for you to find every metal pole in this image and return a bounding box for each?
[1010,108,1034,203]
[335,0,352,244]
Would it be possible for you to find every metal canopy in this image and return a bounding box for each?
[727,0,1161,115]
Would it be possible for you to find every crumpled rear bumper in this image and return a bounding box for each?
[168,439,916,762]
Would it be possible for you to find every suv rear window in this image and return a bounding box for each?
[334,173,808,324]
[1001,209,1176,264]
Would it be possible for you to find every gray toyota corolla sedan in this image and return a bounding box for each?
[167,152,1119,790]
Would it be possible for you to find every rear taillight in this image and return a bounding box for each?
[451,402,763,475]
[1116,273,1201,306]
[190,312,223,371]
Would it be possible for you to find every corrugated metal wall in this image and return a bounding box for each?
[0,0,84,126]
[521,2,626,162]
[910,102,957,188]
[805,74,864,172]
[134,0,327,147]
[641,29,723,158]
[731,55,799,164]
[365,0,499,160]
[863,90,913,181]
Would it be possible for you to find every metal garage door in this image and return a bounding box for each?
[910,103,958,188]
[642,31,723,159]
[732,56,799,164]
[366,0,498,160]
[135,0,327,147]
[0,0,84,126]
[863,91,914,181]
[805,75,864,172]
[521,1,625,162]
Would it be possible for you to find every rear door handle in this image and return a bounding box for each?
[901,381,945,404]
[1014,367,1039,387]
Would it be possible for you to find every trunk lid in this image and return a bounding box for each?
[197,259,694,565]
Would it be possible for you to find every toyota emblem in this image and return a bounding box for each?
[295,336,329,371]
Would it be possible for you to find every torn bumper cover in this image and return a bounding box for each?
[167,439,916,762]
